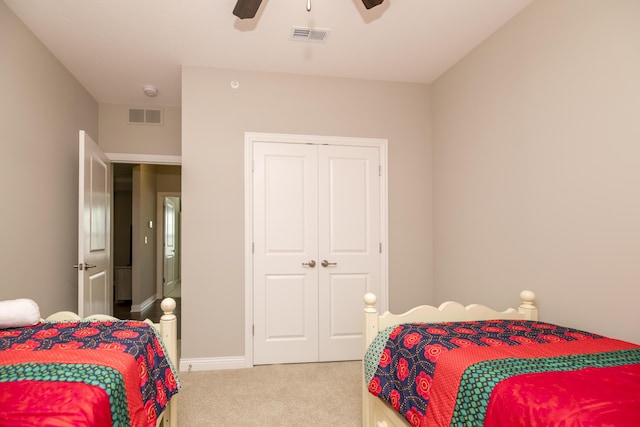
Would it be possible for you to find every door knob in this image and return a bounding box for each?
[73,263,97,270]
[302,260,316,268]
[321,260,337,268]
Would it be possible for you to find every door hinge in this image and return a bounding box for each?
[252,324,254,336]
[379,242,382,253]
[379,165,382,177]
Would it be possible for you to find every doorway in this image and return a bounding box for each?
[112,163,181,322]
[245,132,389,366]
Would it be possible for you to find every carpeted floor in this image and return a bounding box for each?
[177,361,362,426]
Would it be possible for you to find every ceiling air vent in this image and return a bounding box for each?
[290,26,330,43]
[128,108,163,125]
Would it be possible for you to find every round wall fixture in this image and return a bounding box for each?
[230,80,240,89]
[143,85,158,97]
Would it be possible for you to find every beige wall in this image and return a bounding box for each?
[182,67,433,359]
[131,165,159,307]
[156,165,182,192]
[0,1,98,315]
[432,0,640,343]
[99,103,181,155]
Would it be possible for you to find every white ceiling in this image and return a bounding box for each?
[5,0,533,107]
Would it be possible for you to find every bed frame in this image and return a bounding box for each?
[44,297,179,427]
[362,291,538,427]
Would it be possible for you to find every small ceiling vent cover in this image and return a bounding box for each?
[128,108,163,125]
[290,27,330,43]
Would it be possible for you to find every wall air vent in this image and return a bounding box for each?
[128,108,163,125]
[290,26,330,43]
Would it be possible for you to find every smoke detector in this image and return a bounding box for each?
[143,85,158,97]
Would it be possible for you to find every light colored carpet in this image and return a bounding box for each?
[177,361,362,426]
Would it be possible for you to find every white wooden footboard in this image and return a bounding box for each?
[152,298,178,427]
[362,291,537,427]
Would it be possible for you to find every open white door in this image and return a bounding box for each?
[163,196,180,296]
[77,130,111,318]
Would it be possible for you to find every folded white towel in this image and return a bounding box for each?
[0,298,41,328]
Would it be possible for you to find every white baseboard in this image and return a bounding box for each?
[131,295,156,313]
[178,356,249,372]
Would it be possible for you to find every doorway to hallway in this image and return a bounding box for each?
[112,163,182,322]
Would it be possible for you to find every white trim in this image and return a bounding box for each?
[107,152,182,314]
[244,131,389,368]
[179,356,247,372]
[243,132,388,148]
[379,142,389,314]
[106,153,181,165]
[131,294,156,313]
[243,138,255,369]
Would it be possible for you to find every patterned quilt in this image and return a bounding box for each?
[365,319,640,427]
[0,319,180,427]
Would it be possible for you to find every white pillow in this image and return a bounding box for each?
[0,298,41,328]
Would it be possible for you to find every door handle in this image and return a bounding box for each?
[73,263,97,270]
[321,260,337,268]
[302,260,316,268]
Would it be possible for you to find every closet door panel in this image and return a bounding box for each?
[253,142,318,365]
[318,145,381,361]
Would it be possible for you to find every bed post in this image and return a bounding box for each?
[363,293,379,427]
[518,290,538,321]
[159,297,178,427]
[363,293,379,348]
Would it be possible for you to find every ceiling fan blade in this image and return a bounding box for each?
[361,0,384,9]
[233,0,263,19]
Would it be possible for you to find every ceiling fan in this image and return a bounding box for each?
[233,0,384,19]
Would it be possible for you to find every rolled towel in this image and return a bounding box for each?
[0,298,41,328]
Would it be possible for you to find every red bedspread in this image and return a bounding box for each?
[0,380,112,427]
[0,320,179,427]
[367,320,640,427]
[484,363,640,426]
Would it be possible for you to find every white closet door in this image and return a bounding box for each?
[253,142,319,365]
[252,141,381,364]
[318,145,381,361]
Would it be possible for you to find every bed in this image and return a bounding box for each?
[362,291,640,427]
[0,297,179,427]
